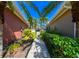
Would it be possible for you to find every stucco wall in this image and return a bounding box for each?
[3,8,28,47]
[49,10,74,37]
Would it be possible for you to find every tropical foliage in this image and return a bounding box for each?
[39,17,48,27]
[42,1,62,17]
[7,1,15,11]
[40,31,79,58]
[6,1,62,29]
[32,18,38,29]
[22,29,36,40]
[7,28,36,54]
[8,43,20,54]
[25,1,61,28]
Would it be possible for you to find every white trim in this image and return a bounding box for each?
[74,22,76,38]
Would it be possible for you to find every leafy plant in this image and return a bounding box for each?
[22,29,36,40]
[31,32,36,39]
[22,29,31,37]
[8,43,20,53]
[40,31,79,58]
[75,38,79,44]
[23,36,29,40]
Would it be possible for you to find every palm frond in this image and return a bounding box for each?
[7,1,15,11]
[25,1,42,17]
[42,1,62,17]
[18,1,31,19]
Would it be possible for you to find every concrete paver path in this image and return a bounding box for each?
[27,38,50,58]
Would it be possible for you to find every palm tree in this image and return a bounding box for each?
[7,1,15,11]
[18,2,34,28]
[33,18,37,29]
[42,1,62,17]
[7,1,62,29]
[25,2,41,17]
[11,1,37,29]
[25,2,47,28]
[28,17,34,28]
[25,1,61,28]
[39,17,48,28]
[25,1,42,28]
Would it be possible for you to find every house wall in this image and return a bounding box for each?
[49,10,74,37]
[3,8,28,47]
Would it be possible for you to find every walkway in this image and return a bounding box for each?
[27,33,50,58]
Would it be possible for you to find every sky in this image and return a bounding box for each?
[13,1,64,21]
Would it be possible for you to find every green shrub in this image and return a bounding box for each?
[17,40,24,45]
[22,29,32,37]
[31,32,36,39]
[41,32,79,58]
[22,29,36,40]
[8,43,20,53]
[23,36,29,40]
[75,38,79,44]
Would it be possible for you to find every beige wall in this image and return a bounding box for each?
[49,10,74,37]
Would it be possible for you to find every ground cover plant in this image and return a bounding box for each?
[40,31,79,58]
[3,29,36,57]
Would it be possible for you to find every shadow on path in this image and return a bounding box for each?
[27,38,50,58]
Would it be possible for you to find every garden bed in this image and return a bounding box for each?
[3,28,36,58]
[40,31,79,58]
[3,39,33,58]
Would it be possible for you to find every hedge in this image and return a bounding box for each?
[40,32,79,58]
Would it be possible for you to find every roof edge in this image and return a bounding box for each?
[48,2,71,26]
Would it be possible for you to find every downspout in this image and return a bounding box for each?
[74,22,76,38]
[70,2,77,38]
